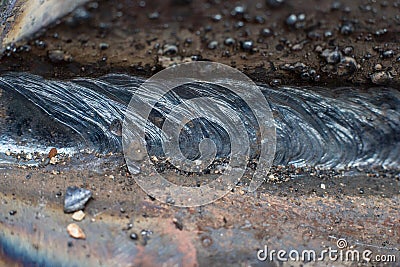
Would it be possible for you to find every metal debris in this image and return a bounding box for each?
[208,41,218,50]
[321,49,342,64]
[64,186,92,213]
[130,232,138,240]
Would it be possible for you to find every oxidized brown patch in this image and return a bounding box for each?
[48,147,57,158]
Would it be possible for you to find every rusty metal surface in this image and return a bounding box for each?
[0,160,399,266]
[0,0,89,50]
[0,0,399,266]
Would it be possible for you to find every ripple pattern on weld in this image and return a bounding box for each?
[0,73,138,152]
[267,86,400,168]
[0,72,399,169]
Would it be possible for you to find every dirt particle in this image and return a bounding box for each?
[72,210,86,221]
[67,223,86,239]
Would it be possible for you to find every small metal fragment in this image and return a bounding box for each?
[64,186,92,213]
